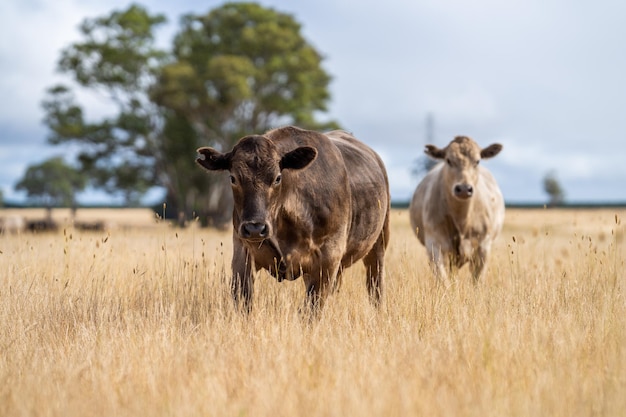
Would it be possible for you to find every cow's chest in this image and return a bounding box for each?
[451,227,483,266]
[248,235,318,281]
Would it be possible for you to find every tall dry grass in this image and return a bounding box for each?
[0,208,624,416]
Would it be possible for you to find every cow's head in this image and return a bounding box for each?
[425,136,502,201]
[196,135,318,241]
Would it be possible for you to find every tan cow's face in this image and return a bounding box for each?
[196,135,317,241]
[425,136,502,201]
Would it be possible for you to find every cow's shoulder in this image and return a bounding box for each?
[266,126,330,148]
[325,130,368,153]
[472,168,505,229]
[418,165,446,213]
[413,165,457,232]
[325,130,386,171]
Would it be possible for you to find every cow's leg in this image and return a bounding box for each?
[432,250,451,285]
[470,242,490,283]
[231,242,254,312]
[331,267,344,293]
[426,236,451,286]
[302,259,341,315]
[363,225,388,307]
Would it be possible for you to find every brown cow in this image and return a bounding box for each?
[197,126,390,312]
[409,136,504,284]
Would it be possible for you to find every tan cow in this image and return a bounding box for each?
[409,136,504,284]
[197,126,390,312]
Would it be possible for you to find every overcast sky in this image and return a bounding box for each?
[1,0,625,205]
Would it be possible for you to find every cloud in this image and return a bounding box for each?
[0,0,136,128]
[496,137,626,182]
[2,0,626,204]
[424,84,498,126]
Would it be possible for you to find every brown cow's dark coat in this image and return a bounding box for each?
[197,126,390,311]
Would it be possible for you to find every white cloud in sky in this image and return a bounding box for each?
[1,0,626,203]
[424,84,498,126]
[1,2,78,125]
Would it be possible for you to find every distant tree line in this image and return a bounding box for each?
[543,170,565,207]
[16,2,337,227]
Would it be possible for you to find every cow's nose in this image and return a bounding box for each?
[240,222,269,239]
[454,184,473,199]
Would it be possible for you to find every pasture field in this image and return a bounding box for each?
[1,207,625,416]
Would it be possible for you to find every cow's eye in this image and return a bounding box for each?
[446,158,452,166]
[475,160,480,166]
[229,175,236,185]
[274,174,282,186]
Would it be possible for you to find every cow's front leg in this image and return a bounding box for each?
[302,260,341,315]
[425,236,451,286]
[470,242,490,283]
[231,242,254,312]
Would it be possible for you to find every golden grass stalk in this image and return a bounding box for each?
[0,208,624,416]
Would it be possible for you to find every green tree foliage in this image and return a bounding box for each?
[41,2,336,225]
[42,5,167,206]
[153,2,336,143]
[15,157,87,209]
[543,170,565,207]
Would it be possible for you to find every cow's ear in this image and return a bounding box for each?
[196,147,231,171]
[425,144,446,159]
[280,146,318,170]
[481,143,502,159]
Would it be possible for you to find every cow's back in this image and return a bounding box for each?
[264,127,389,270]
[326,130,390,266]
[267,127,352,242]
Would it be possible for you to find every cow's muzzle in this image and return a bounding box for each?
[453,184,473,199]
[239,221,270,240]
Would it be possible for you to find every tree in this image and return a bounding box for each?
[543,171,565,207]
[154,3,336,140]
[42,2,337,225]
[15,157,87,216]
[151,2,338,225]
[42,5,167,207]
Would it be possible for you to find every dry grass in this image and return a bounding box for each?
[0,207,624,416]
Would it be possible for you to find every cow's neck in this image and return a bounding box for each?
[445,194,473,235]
